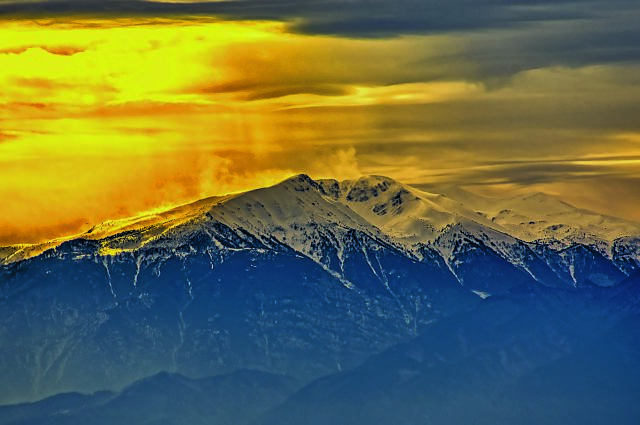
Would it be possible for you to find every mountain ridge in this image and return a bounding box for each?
[2,174,639,279]
[254,272,640,425]
[0,174,639,404]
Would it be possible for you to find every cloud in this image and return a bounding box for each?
[547,176,640,223]
[2,3,639,93]
[0,131,18,143]
[208,84,355,102]
[0,45,84,55]
[0,0,638,85]
[0,0,604,34]
[0,218,88,246]
[441,156,640,187]
[0,102,366,244]
[1,8,640,243]
[412,155,640,222]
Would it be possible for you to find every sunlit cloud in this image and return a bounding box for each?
[1,2,640,244]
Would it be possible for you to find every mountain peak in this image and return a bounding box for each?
[277,173,405,201]
[285,173,315,184]
[345,176,400,203]
[279,173,324,193]
[2,174,640,267]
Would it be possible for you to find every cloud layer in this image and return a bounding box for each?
[1,1,640,243]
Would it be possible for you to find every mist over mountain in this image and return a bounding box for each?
[0,369,296,425]
[1,174,639,424]
[257,273,640,425]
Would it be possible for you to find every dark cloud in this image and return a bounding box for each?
[198,81,354,100]
[243,85,354,101]
[1,0,638,82]
[0,45,84,55]
[452,158,640,186]
[0,131,18,143]
[456,9,640,82]
[286,76,640,148]
[0,0,630,37]
[0,0,603,34]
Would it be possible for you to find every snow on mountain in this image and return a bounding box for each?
[319,175,461,243]
[432,186,640,250]
[2,174,639,283]
[2,174,639,403]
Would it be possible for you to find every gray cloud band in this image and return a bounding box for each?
[0,0,634,35]
[2,0,639,82]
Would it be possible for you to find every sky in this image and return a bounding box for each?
[1,0,640,244]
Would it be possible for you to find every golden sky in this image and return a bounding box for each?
[1,2,640,244]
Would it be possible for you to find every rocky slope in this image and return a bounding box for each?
[0,174,638,404]
[256,272,640,425]
[0,369,296,425]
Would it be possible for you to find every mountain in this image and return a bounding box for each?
[256,273,640,425]
[0,174,639,403]
[0,369,296,425]
[3,174,638,286]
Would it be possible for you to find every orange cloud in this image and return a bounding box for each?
[1,18,640,245]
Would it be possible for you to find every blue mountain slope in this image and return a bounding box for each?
[0,370,296,425]
[0,240,477,403]
[0,175,638,405]
[255,274,640,425]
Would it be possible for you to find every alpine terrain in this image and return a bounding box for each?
[1,174,639,424]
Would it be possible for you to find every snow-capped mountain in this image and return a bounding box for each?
[3,174,639,275]
[3,174,638,288]
[0,174,639,404]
